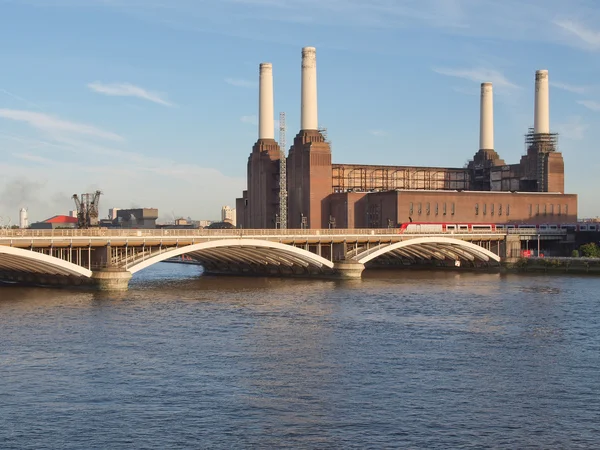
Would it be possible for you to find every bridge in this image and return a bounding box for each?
[0,228,566,290]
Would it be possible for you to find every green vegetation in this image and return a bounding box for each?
[579,243,600,258]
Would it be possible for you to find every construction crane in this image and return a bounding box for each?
[72,190,102,228]
[278,112,287,229]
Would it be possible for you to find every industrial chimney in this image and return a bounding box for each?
[301,47,318,131]
[19,207,28,229]
[534,69,550,134]
[479,82,494,150]
[259,63,274,140]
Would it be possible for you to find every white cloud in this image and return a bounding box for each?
[577,100,600,111]
[369,129,387,137]
[0,88,44,109]
[12,153,54,165]
[240,115,258,125]
[433,67,519,89]
[0,109,123,141]
[554,19,600,50]
[225,78,257,88]
[550,82,588,94]
[87,82,174,106]
[555,116,588,140]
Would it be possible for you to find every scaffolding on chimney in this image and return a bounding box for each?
[278,112,287,229]
[524,127,558,192]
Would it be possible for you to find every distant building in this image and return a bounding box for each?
[221,206,236,227]
[108,208,121,220]
[68,210,77,218]
[198,220,213,228]
[114,208,159,229]
[175,218,188,226]
[30,215,78,229]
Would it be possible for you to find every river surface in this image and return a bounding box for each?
[1,264,599,449]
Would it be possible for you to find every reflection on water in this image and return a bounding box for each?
[1,264,600,449]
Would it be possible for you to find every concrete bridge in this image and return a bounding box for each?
[0,228,565,290]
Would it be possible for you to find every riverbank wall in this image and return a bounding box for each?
[504,257,600,274]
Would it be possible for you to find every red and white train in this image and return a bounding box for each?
[398,222,599,233]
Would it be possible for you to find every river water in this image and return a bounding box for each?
[1,264,599,449]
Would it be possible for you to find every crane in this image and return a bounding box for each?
[72,190,102,228]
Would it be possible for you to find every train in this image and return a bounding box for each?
[397,221,600,233]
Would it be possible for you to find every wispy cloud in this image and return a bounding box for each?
[554,19,600,50]
[433,67,519,89]
[225,78,257,88]
[240,115,258,125]
[12,153,55,165]
[369,129,387,137]
[550,81,588,94]
[87,82,174,106]
[555,116,588,140]
[577,100,600,112]
[0,109,123,141]
[452,86,479,96]
[0,88,44,109]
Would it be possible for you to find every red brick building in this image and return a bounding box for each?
[236,50,576,229]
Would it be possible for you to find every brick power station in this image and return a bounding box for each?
[236,48,576,229]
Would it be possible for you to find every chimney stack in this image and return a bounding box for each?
[479,82,494,150]
[534,69,550,134]
[259,63,274,140]
[301,47,318,131]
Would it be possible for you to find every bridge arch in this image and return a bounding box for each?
[128,239,335,274]
[0,246,92,278]
[354,237,501,265]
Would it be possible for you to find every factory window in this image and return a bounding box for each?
[443,203,447,215]
[557,204,561,216]
[435,203,439,216]
[451,202,455,215]
[565,204,568,216]
[507,204,510,216]
[536,204,540,216]
[550,204,554,215]
[543,204,547,216]
[483,204,487,215]
[426,202,430,215]
[528,204,532,217]
[491,204,495,216]
[244,199,248,206]
[418,203,422,215]
[475,203,479,215]
[409,202,413,215]
[498,204,502,216]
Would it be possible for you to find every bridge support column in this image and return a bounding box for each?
[91,268,132,291]
[331,260,365,279]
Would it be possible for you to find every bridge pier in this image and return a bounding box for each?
[91,268,132,291]
[331,260,365,279]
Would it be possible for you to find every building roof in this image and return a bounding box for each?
[44,215,79,224]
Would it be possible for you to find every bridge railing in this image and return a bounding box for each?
[0,227,508,238]
[506,229,567,236]
[0,227,564,239]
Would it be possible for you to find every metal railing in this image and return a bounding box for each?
[0,227,566,240]
[0,227,512,239]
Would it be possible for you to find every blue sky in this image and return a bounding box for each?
[1,0,599,223]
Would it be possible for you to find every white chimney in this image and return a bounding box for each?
[19,207,28,229]
[259,63,274,140]
[479,82,494,150]
[534,69,550,134]
[301,46,318,131]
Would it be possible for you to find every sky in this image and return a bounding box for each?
[1,0,600,224]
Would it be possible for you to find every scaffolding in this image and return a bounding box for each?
[524,127,558,192]
[278,112,287,229]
